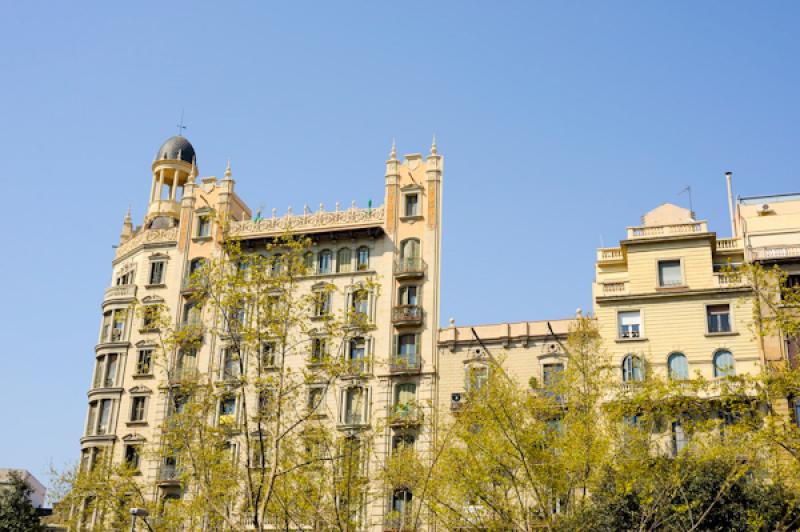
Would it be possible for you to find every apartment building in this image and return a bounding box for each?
[593,203,760,386]
[81,135,442,530]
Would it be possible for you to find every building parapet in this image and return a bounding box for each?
[750,245,800,261]
[228,205,385,239]
[626,221,708,240]
[115,227,179,259]
[716,237,742,251]
[439,319,574,347]
[597,247,624,263]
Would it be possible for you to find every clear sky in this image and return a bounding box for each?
[1,1,799,491]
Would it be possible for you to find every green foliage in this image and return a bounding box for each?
[0,472,44,532]
[569,457,800,531]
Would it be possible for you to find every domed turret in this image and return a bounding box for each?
[147,136,197,223]
[155,136,196,164]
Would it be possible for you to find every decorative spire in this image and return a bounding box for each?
[120,205,134,243]
[187,156,197,183]
[224,159,232,179]
[389,138,397,160]
[430,134,438,155]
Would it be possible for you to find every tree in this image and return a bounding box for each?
[0,471,45,532]
[55,230,380,531]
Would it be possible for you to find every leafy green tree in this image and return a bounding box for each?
[0,471,45,532]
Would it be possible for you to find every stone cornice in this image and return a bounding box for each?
[596,286,752,304]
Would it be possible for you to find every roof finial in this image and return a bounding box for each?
[389,138,397,160]
[224,159,232,179]
[188,156,197,183]
[430,134,438,155]
[124,204,132,224]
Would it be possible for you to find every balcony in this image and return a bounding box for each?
[750,245,800,261]
[157,464,181,486]
[338,413,369,430]
[626,221,708,240]
[103,284,137,303]
[716,238,742,252]
[98,327,126,345]
[384,511,415,531]
[600,281,629,297]
[341,358,371,377]
[597,247,625,263]
[392,305,423,326]
[389,356,421,375]
[714,273,746,288]
[388,404,423,428]
[394,258,426,279]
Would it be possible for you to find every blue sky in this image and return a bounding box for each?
[1,1,798,490]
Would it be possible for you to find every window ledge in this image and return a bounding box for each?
[138,328,160,334]
[126,421,148,427]
[145,283,166,289]
[655,285,689,292]
[192,235,212,243]
[616,337,648,343]
[705,331,738,337]
[306,270,375,278]
[132,373,153,379]
[399,215,423,224]
[309,314,330,321]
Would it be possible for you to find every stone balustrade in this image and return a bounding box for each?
[229,205,385,238]
[627,221,708,239]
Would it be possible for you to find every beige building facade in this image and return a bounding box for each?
[78,136,800,529]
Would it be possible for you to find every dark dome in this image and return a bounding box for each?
[155,136,195,164]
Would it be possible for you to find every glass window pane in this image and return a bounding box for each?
[659,260,682,286]
[668,353,689,380]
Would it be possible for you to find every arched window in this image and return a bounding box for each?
[391,488,413,519]
[356,246,370,271]
[668,352,689,380]
[713,350,736,378]
[317,250,332,274]
[337,248,352,273]
[622,355,644,382]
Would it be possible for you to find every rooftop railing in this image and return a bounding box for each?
[627,221,708,240]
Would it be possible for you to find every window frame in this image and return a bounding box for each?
[706,303,733,334]
[196,212,212,239]
[617,309,643,340]
[129,396,147,423]
[713,349,736,378]
[657,258,684,288]
[621,354,645,383]
[667,352,689,381]
[148,260,166,286]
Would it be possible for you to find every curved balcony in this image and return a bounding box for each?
[103,284,137,304]
[392,305,423,327]
[394,258,426,279]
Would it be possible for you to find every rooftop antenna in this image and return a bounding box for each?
[176,109,187,136]
[678,185,694,218]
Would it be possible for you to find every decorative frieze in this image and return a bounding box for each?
[115,227,179,259]
[229,205,385,238]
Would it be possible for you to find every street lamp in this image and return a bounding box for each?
[130,508,149,532]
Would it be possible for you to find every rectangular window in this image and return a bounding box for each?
[222,348,240,379]
[136,350,152,375]
[397,334,418,362]
[467,366,489,392]
[314,292,331,317]
[356,247,369,271]
[404,193,419,217]
[197,215,211,237]
[124,445,141,470]
[219,396,237,424]
[308,387,326,414]
[97,399,112,435]
[618,311,641,339]
[658,259,683,287]
[104,354,118,387]
[542,363,564,387]
[261,342,276,368]
[671,421,688,456]
[399,285,418,306]
[707,304,731,333]
[782,275,800,301]
[311,338,327,364]
[130,397,146,422]
[344,388,365,425]
[148,261,165,285]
